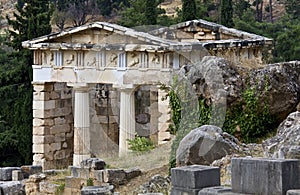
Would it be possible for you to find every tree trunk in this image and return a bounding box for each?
[269,0,273,23]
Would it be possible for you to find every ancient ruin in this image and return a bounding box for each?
[22,19,272,170]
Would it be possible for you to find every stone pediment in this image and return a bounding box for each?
[150,19,272,44]
[22,22,195,52]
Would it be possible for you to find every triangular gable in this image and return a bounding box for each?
[150,19,272,43]
[22,22,194,50]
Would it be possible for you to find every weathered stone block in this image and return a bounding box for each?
[32,143,48,153]
[33,83,53,92]
[81,158,106,170]
[91,170,105,182]
[54,133,66,142]
[70,166,90,179]
[33,109,52,119]
[49,142,61,151]
[21,165,42,179]
[33,126,51,136]
[33,118,54,126]
[0,168,21,181]
[50,124,70,134]
[171,165,220,189]
[12,170,23,181]
[0,181,24,194]
[198,186,235,195]
[33,100,56,110]
[33,91,50,101]
[54,150,66,159]
[104,169,127,185]
[287,190,300,195]
[54,82,66,91]
[54,117,67,125]
[32,135,54,144]
[125,168,142,180]
[81,185,114,195]
[171,186,201,195]
[61,89,72,99]
[39,181,59,194]
[65,176,82,189]
[231,158,300,195]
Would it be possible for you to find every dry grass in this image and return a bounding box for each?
[101,141,171,171]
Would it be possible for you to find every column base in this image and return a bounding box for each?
[73,154,91,166]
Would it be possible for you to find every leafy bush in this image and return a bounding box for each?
[128,136,155,152]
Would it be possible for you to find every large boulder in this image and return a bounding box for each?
[248,61,300,120]
[176,125,240,166]
[263,111,300,159]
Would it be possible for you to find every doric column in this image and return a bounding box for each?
[70,83,91,166]
[119,87,136,156]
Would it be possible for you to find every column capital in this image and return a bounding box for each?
[67,83,94,91]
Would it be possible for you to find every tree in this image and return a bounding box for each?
[1,0,52,166]
[97,0,113,16]
[285,0,300,20]
[220,0,234,27]
[181,0,197,21]
[118,0,166,27]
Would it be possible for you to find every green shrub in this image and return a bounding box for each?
[87,178,94,186]
[128,136,155,152]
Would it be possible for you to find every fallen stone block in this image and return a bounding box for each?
[80,158,106,170]
[65,176,83,189]
[0,167,21,181]
[21,165,42,178]
[171,165,220,189]
[198,186,232,195]
[70,166,90,179]
[12,170,24,181]
[104,169,127,185]
[0,181,24,195]
[198,186,251,195]
[171,186,201,195]
[231,158,300,195]
[91,170,105,182]
[81,185,114,195]
[287,190,300,195]
[138,193,163,195]
[125,168,142,180]
[39,181,59,194]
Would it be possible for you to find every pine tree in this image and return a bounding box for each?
[181,0,197,21]
[118,0,166,27]
[220,0,234,27]
[0,0,52,166]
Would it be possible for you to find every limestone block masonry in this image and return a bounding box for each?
[231,158,300,195]
[32,82,73,170]
[171,165,220,195]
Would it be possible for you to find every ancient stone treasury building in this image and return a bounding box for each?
[22,20,272,170]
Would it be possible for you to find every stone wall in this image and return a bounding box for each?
[90,84,120,156]
[32,82,73,170]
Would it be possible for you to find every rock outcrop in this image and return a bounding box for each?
[176,125,240,166]
[263,111,300,159]
[248,61,300,120]
[181,57,300,122]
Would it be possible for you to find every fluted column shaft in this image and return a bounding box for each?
[119,88,135,156]
[73,86,91,166]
